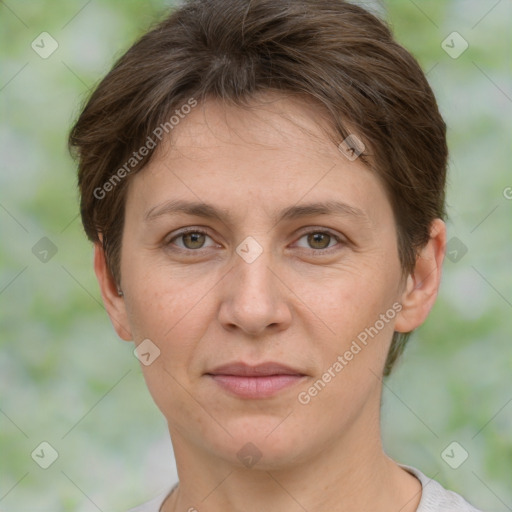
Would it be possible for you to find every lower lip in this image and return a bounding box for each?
[207,374,305,399]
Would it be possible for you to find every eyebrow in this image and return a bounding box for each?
[144,199,370,226]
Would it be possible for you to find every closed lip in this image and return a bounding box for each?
[205,362,306,377]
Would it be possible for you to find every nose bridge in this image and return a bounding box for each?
[236,243,274,297]
[219,235,290,334]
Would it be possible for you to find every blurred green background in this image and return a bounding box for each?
[1,0,511,510]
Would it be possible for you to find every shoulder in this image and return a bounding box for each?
[400,465,485,512]
[124,484,177,512]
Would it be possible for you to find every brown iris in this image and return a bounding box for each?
[182,232,206,249]
[307,232,331,249]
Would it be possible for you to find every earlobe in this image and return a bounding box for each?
[93,242,133,341]
[394,218,446,333]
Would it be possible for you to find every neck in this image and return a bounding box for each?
[161,400,422,512]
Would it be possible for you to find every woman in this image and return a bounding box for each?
[69,0,484,510]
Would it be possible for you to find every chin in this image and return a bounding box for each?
[207,419,314,471]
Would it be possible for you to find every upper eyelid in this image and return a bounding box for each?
[166,227,217,247]
[295,227,344,240]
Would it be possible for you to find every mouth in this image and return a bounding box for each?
[205,362,307,399]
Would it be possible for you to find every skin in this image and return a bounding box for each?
[94,93,446,512]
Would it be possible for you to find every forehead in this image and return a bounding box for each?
[168,93,337,155]
[125,94,391,227]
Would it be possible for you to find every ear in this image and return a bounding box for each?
[394,218,446,333]
[93,242,133,341]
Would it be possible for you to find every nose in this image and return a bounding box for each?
[217,246,292,337]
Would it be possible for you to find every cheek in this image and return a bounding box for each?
[121,245,203,336]
[293,259,401,399]
[296,259,398,335]
[125,277,210,352]
[122,258,220,387]
[123,272,212,423]
[292,275,397,434]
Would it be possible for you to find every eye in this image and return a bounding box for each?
[165,227,345,254]
[294,229,344,252]
[166,228,217,251]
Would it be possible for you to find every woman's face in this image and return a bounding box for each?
[105,94,417,469]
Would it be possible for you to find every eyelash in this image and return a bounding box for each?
[165,227,346,255]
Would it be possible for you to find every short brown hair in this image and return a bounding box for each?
[68,0,448,375]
